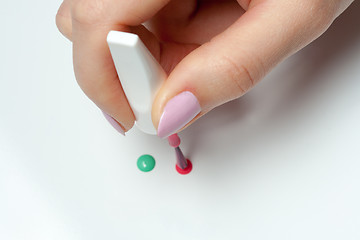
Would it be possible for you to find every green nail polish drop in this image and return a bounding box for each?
[137,154,155,172]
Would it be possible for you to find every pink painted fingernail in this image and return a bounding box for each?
[102,111,125,136]
[157,91,201,138]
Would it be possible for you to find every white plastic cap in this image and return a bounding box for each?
[107,31,166,135]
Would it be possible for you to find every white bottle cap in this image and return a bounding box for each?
[107,31,166,135]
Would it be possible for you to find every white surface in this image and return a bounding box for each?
[1,1,360,240]
[108,31,166,134]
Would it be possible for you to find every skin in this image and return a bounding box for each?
[56,0,354,133]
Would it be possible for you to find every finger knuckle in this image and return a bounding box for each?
[56,17,71,40]
[56,12,65,32]
[303,0,337,31]
[220,55,257,96]
[71,0,107,25]
[56,3,70,34]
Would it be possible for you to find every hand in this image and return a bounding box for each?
[56,0,353,138]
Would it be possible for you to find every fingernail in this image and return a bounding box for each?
[102,111,125,136]
[157,91,201,138]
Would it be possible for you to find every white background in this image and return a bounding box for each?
[1,1,360,239]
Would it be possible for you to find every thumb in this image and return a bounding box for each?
[152,0,338,138]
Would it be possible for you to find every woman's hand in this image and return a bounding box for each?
[56,0,353,137]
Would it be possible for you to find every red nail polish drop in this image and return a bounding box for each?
[175,159,192,175]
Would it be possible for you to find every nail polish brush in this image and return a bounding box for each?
[168,133,192,174]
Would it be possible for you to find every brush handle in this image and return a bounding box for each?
[175,147,188,170]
